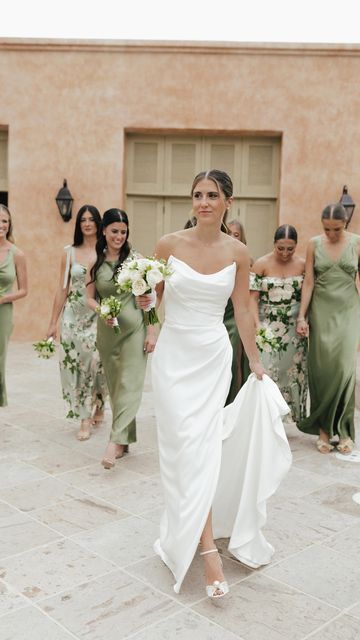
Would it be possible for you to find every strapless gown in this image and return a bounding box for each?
[152,255,292,593]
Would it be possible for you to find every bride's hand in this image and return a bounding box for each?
[136,293,154,310]
[250,359,265,380]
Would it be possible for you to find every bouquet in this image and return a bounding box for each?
[256,326,283,354]
[33,337,56,359]
[115,256,173,325]
[96,296,122,334]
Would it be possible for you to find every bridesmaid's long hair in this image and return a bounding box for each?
[73,205,102,247]
[191,169,233,234]
[0,204,14,243]
[89,208,131,284]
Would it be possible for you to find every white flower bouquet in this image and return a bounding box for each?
[33,337,56,359]
[115,256,173,325]
[96,296,122,334]
[256,326,283,354]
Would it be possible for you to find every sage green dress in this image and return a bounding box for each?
[299,234,360,440]
[59,246,107,420]
[0,245,16,407]
[223,299,249,405]
[250,273,308,424]
[95,259,147,444]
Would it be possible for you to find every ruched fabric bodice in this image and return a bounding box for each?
[163,255,236,329]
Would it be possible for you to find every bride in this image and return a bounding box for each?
[139,169,291,598]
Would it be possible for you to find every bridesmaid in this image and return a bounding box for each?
[297,204,360,454]
[86,208,156,468]
[47,205,107,440]
[250,224,307,424]
[0,205,28,406]
[224,219,251,404]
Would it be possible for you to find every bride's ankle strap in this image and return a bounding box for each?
[200,548,218,556]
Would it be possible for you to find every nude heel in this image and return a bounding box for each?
[200,548,229,599]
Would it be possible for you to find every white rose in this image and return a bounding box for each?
[268,287,283,302]
[100,304,110,316]
[147,269,163,288]
[264,327,274,340]
[136,258,150,272]
[263,343,272,353]
[281,290,293,300]
[132,279,148,295]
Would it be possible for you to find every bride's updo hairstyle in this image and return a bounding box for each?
[321,203,347,222]
[191,169,233,233]
[274,224,298,244]
[89,208,131,284]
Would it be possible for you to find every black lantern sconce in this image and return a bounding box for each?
[339,185,355,228]
[55,179,73,222]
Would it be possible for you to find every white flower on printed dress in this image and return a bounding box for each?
[264,327,274,340]
[281,289,293,300]
[131,278,148,296]
[268,287,283,302]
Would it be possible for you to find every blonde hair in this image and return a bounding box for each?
[0,204,14,243]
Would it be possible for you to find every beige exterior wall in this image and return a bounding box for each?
[0,39,359,340]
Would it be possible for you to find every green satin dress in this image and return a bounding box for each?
[299,234,360,440]
[95,260,147,444]
[0,246,16,407]
[223,299,249,405]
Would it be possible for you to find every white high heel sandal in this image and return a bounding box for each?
[200,548,229,599]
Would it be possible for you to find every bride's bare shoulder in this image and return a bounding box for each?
[154,230,190,260]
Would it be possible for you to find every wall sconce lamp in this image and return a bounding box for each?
[339,185,355,228]
[55,179,73,222]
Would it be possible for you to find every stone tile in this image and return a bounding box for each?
[0,580,28,616]
[265,545,360,609]
[304,482,360,518]
[0,460,48,489]
[261,496,359,561]
[99,475,164,516]
[139,505,163,526]
[274,465,336,499]
[39,570,181,640]
[320,522,360,562]
[0,425,50,462]
[0,605,76,639]
[193,573,337,640]
[32,496,130,535]
[0,512,61,560]
[59,463,144,496]
[0,539,115,601]
[294,453,360,489]
[126,551,252,605]
[25,443,97,475]
[119,450,160,477]
[0,477,84,512]
[0,501,19,519]
[70,515,158,567]
[348,601,360,620]
[307,614,360,640]
[131,609,242,639]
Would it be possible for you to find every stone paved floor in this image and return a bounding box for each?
[1,343,360,640]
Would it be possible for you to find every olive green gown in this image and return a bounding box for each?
[0,246,16,406]
[95,260,147,444]
[223,299,249,405]
[299,234,360,440]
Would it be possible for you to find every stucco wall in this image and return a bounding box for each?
[0,39,359,339]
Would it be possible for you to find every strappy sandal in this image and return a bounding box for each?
[337,438,355,455]
[200,548,229,599]
[316,438,334,454]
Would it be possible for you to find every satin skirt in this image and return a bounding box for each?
[152,319,292,593]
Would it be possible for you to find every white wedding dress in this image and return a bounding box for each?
[152,255,292,593]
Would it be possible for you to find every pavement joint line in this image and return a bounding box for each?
[301,609,356,640]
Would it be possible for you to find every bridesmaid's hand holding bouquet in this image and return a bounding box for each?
[33,337,57,359]
[96,296,122,334]
[115,256,173,325]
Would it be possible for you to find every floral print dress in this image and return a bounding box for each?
[250,273,308,423]
[60,246,107,419]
